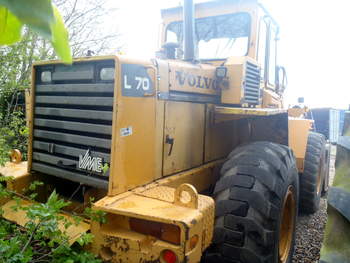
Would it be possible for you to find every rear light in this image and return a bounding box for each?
[162,249,177,263]
[129,218,181,245]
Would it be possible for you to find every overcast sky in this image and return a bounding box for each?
[107,0,350,109]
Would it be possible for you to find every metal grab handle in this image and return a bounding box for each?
[165,135,174,156]
[57,160,76,169]
[174,184,198,209]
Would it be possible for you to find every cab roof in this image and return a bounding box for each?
[161,0,258,19]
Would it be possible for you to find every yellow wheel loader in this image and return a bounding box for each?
[0,0,330,262]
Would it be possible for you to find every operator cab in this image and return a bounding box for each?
[159,0,287,104]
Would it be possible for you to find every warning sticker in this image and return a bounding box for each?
[120,126,133,137]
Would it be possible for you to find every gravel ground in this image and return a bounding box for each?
[292,146,336,263]
[292,198,328,263]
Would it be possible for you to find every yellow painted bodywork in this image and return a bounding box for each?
[215,106,285,115]
[288,107,308,118]
[0,0,317,262]
[0,161,30,194]
[168,62,218,95]
[163,101,205,175]
[221,57,259,105]
[262,89,283,108]
[92,184,214,263]
[109,57,158,196]
[90,162,219,262]
[288,118,313,172]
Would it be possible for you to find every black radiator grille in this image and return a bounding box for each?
[244,61,260,105]
[32,61,115,189]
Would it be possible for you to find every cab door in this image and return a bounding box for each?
[162,101,205,176]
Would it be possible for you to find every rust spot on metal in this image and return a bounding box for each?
[105,236,131,253]
[101,235,161,263]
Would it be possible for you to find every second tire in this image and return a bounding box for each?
[299,132,327,214]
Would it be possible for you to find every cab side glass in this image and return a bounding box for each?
[167,30,179,43]
[165,12,251,60]
[268,26,277,86]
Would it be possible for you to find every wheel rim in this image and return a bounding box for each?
[279,186,296,263]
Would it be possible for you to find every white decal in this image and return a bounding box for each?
[125,75,150,91]
[124,75,132,89]
[142,78,150,90]
[120,126,133,137]
[135,76,143,90]
[78,150,103,173]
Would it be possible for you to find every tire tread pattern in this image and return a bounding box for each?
[204,141,298,263]
[299,132,326,214]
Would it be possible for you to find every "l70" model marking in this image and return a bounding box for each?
[121,64,154,97]
[124,75,150,91]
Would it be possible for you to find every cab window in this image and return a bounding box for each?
[166,12,251,59]
[268,26,277,85]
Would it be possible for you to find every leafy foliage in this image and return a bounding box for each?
[1,111,28,162]
[0,132,11,166]
[0,29,40,166]
[0,182,103,263]
[0,0,119,261]
[0,0,54,38]
[0,7,22,44]
[0,0,71,63]
[51,6,71,62]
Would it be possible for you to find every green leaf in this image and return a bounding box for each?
[102,163,109,175]
[0,0,54,38]
[29,180,44,191]
[0,7,22,45]
[76,233,94,246]
[50,6,72,64]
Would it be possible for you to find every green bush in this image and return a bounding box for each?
[0,110,28,165]
[0,0,71,165]
[0,180,103,263]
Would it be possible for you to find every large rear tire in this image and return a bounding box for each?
[204,141,299,263]
[299,132,326,214]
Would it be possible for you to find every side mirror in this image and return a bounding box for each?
[156,42,181,60]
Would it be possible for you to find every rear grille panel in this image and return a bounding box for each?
[32,60,115,189]
[244,61,260,105]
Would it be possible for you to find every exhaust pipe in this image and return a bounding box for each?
[183,0,196,61]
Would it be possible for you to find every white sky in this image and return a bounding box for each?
[106,0,350,109]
